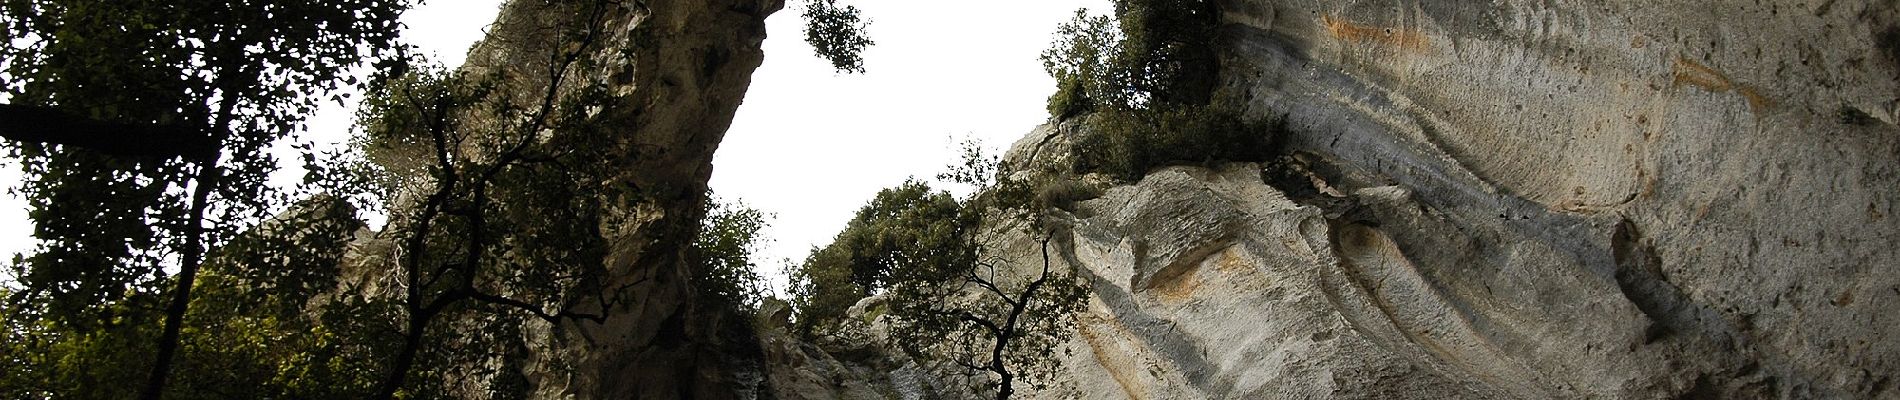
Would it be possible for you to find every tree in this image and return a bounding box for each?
[893,146,1090,400]
[0,0,409,397]
[0,192,401,399]
[346,2,660,396]
[692,196,771,313]
[1108,0,1220,107]
[353,65,782,399]
[1042,0,1220,115]
[786,179,975,338]
[1042,1,1274,182]
[786,242,865,339]
[165,196,392,399]
[801,0,874,74]
[1042,10,1126,118]
[843,181,974,293]
[887,236,1088,400]
[786,145,1091,398]
[358,66,602,400]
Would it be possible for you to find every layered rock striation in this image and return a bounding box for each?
[351,0,1899,398]
[973,0,1900,398]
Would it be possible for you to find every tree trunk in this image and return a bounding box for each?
[136,158,222,399]
[994,368,1014,400]
[135,96,234,400]
[372,315,431,400]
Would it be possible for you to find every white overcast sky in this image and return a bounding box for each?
[0,0,1110,292]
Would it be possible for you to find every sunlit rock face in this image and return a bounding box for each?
[988,1,1900,398]
[435,0,1898,397]
[1046,163,1496,399]
[1005,161,1668,399]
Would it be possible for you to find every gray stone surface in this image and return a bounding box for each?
[970,0,1900,398]
[339,0,782,398]
[371,0,1900,397]
[994,163,1516,399]
[473,0,784,397]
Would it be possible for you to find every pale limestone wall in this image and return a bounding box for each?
[990,1,1899,398]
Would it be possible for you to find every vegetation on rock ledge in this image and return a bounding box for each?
[785,144,1090,399]
[1043,0,1276,182]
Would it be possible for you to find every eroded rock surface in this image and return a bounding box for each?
[339,0,782,398]
[341,0,1897,397]
[977,0,1900,398]
[473,0,784,398]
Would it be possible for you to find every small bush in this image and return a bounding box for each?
[785,180,976,338]
[1042,0,1221,116]
[693,197,770,313]
[1046,75,1095,119]
[1071,105,1274,181]
[786,244,861,338]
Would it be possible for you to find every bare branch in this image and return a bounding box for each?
[467,289,607,324]
[966,272,1019,308]
[954,309,1004,338]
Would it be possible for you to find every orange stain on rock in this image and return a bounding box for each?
[1671,57,1774,114]
[1321,15,1429,51]
[1152,262,1201,302]
[1672,57,1733,92]
[1738,86,1775,113]
[1076,319,1152,400]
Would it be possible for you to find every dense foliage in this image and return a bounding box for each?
[802,0,874,74]
[1042,0,1219,116]
[0,0,409,397]
[1072,104,1274,181]
[0,0,405,322]
[1042,0,1274,182]
[786,145,1090,399]
[1,197,399,399]
[693,197,771,313]
[787,179,974,337]
[785,242,862,339]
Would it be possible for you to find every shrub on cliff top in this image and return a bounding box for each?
[1042,0,1221,115]
[1043,0,1275,182]
[1071,104,1275,182]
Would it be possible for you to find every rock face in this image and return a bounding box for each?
[970,0,1900,398]
[407,0,1896,398]
[429,0,780,398]
[1043,163,1502,399]
[753,297,949,400]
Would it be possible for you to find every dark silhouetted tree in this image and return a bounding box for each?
[0,0,409,397]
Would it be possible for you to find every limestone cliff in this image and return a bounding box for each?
[961,0,1900,398]
[358,0,1898,398]
[470,0,781,397]
[340,0,780,398]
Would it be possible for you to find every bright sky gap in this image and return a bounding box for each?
[0,0,1112,294]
